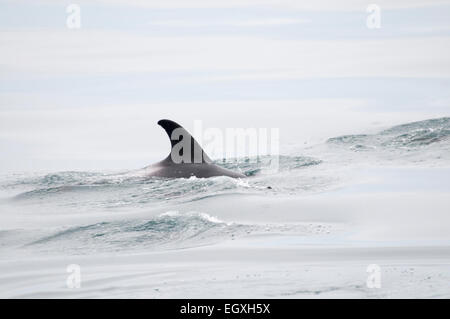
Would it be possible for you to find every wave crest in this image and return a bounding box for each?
[327,117,450,150]
[27,212,251,253]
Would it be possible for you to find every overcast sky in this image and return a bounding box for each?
[1,0,450,172]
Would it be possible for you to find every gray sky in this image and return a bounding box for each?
[1,0,450,172]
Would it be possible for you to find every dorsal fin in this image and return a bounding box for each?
[157,119,211,164]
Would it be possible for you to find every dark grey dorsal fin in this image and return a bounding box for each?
[157,119,211,164]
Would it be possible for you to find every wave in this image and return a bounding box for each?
[4,155,322,207]
[327,117,450,150]
[25,212,250,253]
[219,155,322,176]
[22,211,325,254]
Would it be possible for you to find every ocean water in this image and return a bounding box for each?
[0,117,449,298]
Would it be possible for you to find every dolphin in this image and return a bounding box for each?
[144,119,246,179]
